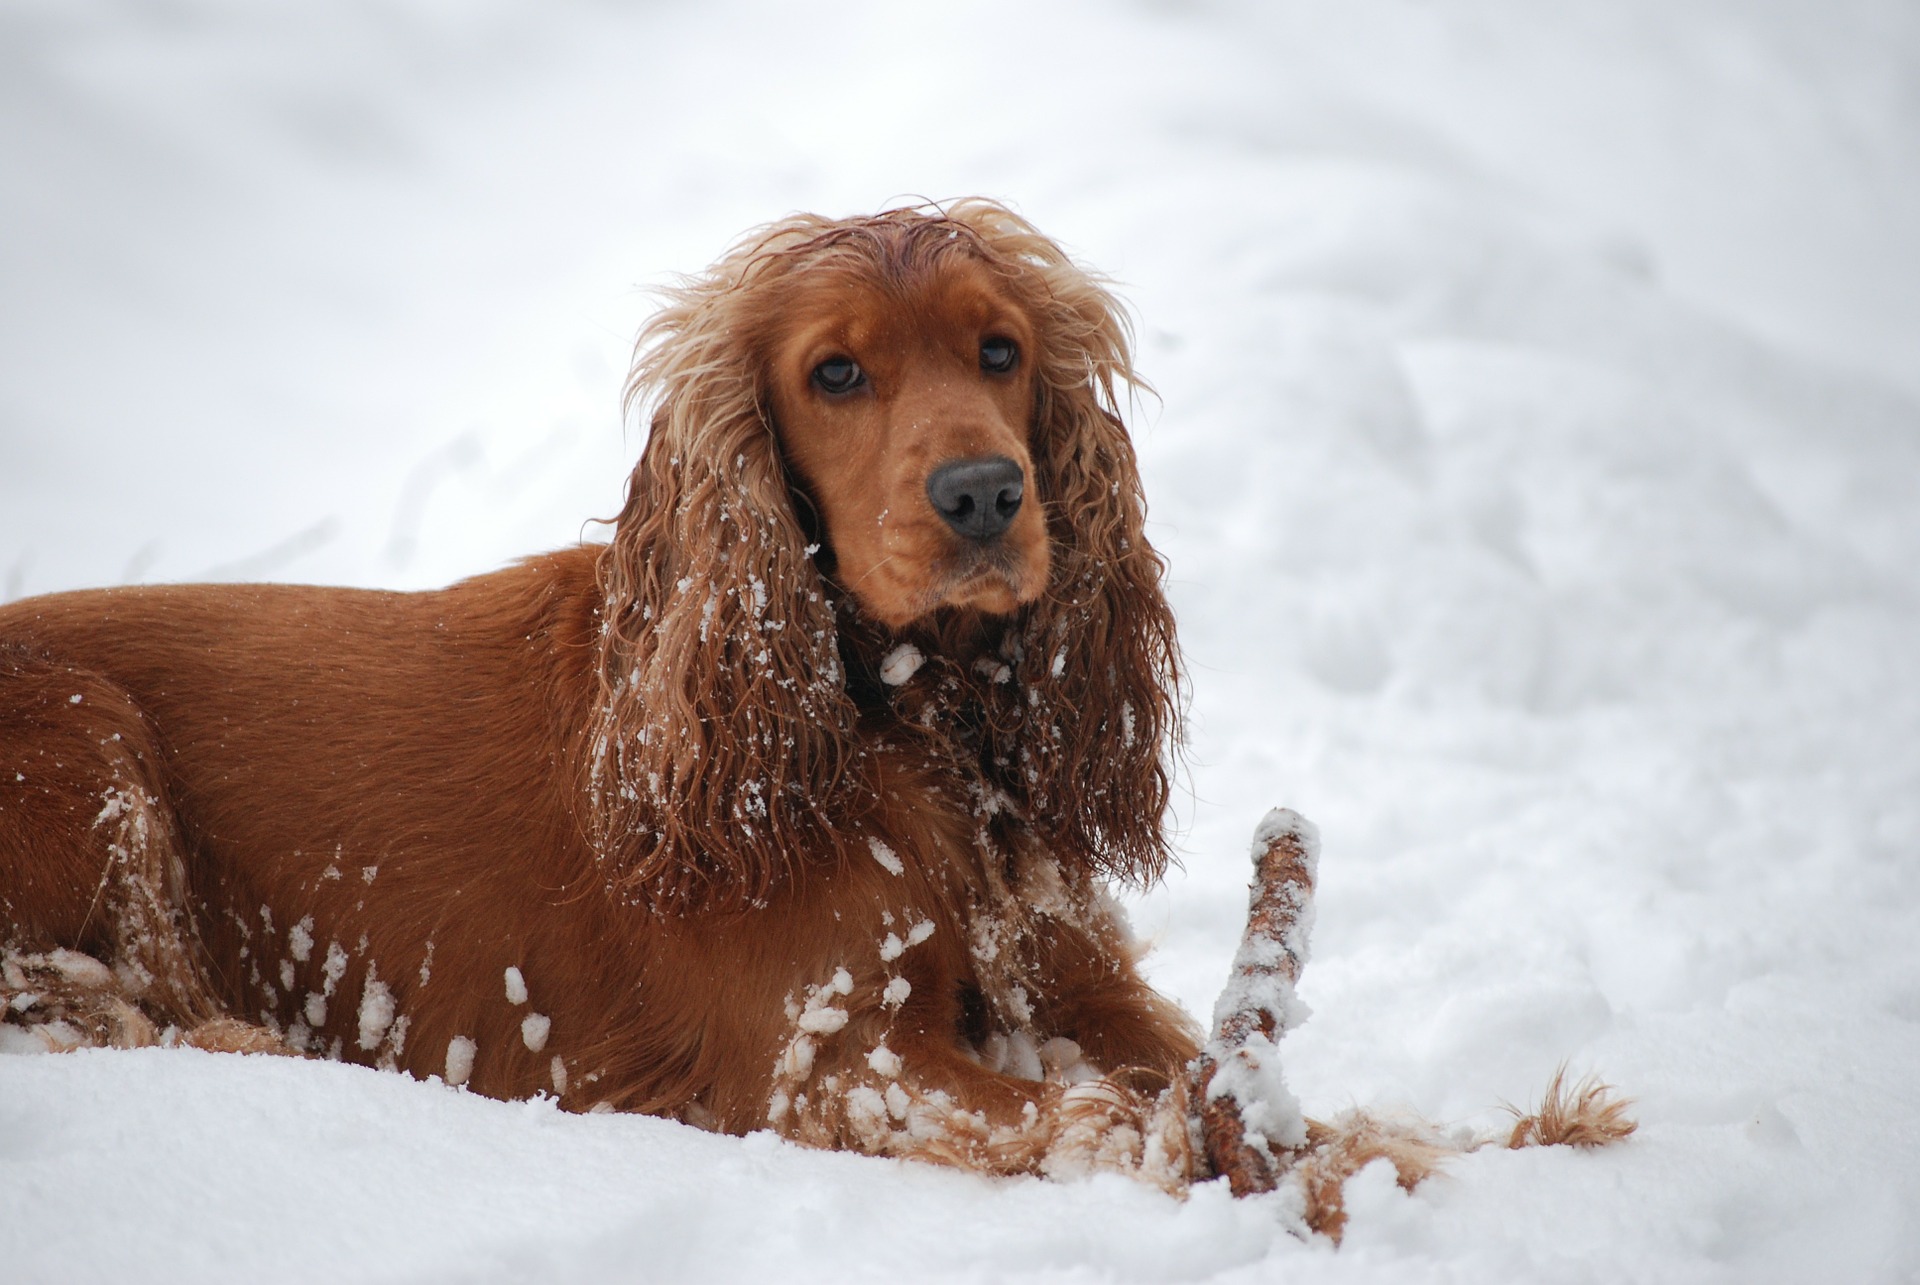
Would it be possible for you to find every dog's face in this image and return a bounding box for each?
[764,257,1052,629]
[601,203,1178,907]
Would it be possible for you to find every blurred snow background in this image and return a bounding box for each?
[3,1,1918,1281]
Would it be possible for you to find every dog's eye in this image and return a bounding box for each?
[812,357,865,395]
[980,338,1019,374]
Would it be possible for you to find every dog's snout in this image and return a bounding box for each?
[926,456,1025,542]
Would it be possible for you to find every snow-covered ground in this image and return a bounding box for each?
[4,2,1918,1280]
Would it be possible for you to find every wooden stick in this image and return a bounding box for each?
[1188,808,1319,1196]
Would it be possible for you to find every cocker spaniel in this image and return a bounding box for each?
[0,201,1628,1228]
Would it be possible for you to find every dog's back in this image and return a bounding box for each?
[0,551,615,1083]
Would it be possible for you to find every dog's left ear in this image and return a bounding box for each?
[953,202,1183,887]
[587,274,861,913]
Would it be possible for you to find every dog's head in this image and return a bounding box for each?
[757,238,1050,627]
[592,201,1178,911]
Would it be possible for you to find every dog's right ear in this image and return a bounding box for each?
[586,267,862,915]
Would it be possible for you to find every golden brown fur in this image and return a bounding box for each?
[0,201,1199,1181]
[1289,1068,1639,1242]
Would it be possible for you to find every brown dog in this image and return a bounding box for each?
[1,201,1205,1184]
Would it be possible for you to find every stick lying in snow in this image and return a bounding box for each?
[1188,808,1318,1197]
[1181,808,1639,1240]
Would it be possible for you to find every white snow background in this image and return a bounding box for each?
[4,2,1919,1281]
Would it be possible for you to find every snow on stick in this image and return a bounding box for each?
[1189,808,1318,1197]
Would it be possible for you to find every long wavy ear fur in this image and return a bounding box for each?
[588,236,864,912]
[948,202,1181,887]
[590,201,1180,908]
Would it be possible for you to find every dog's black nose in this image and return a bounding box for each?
[926,456,1025,542]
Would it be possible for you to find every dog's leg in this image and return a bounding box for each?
[1,655,231,1042]
[997,896,1205,1188]
[786,1034,1197,1190]
[759,957,1196,1190]
[1019,903,1203,1085]
[1188,808,1318,1196]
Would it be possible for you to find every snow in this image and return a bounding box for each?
[796,1007,849,1037]
[4,0,1920,1281]
[879,920,935,966]
[287,915,314,963]
[878,643,925,687]
[866,836,904,877]
[355,976,397,1051]
[444,1035,476,1089]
